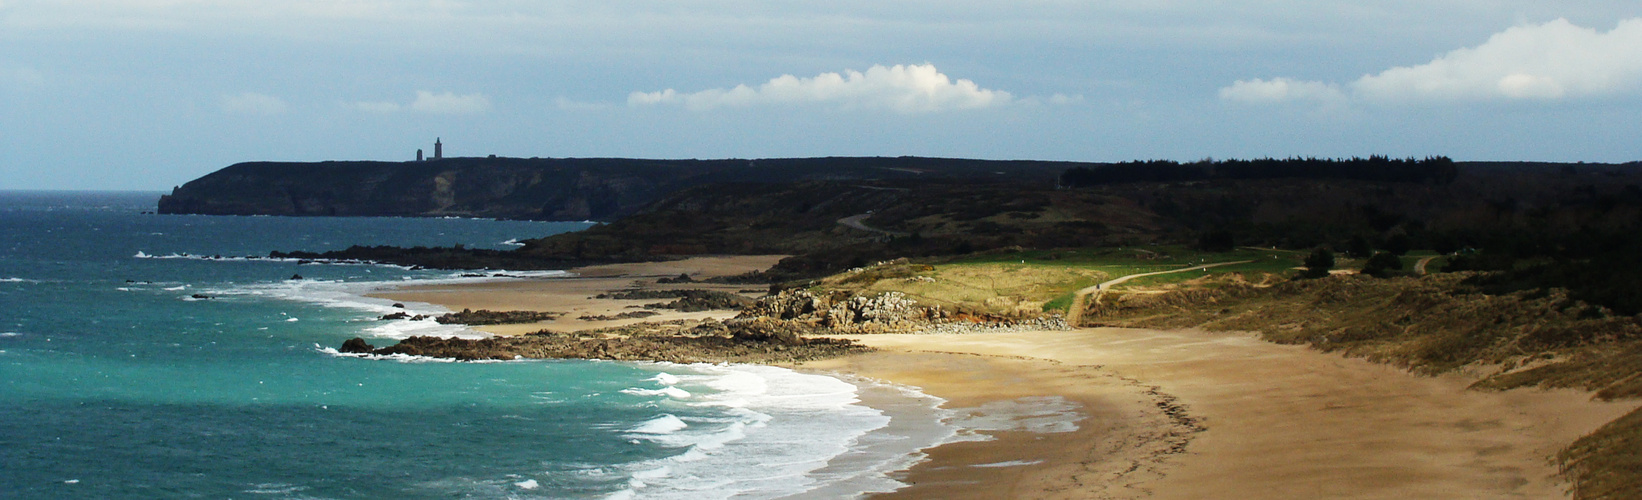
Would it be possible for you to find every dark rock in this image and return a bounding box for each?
[391,303,406,308]
[600,289,754,312]
[657,273,695,284]
[435,309,561,325]
[190,294,212,299]
[577,311,661,321]
[339,337,376,353]
[289,274,304,280]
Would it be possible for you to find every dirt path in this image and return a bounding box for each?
[838,213,911,237]
[848,329,1640,499]
[1415,255,1439,275]
[1063,260,1252,326]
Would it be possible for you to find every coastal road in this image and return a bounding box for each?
[1064,260,1253,326]
[837,213,910,238]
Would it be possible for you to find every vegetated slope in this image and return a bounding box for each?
[156,156,1080,221]
[510,178,1158,278]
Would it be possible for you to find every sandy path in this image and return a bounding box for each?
[1064,260,1252,325]
[841,329,1639,499]
[838,213,911,237]
[1415,255,1439,275]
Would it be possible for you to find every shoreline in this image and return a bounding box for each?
[367,255,785,336]
[361,255,1641,499]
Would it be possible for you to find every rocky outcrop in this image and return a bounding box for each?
[726,317,810,346]
[577,311,661,321]
[597,289,755,312]
[339,337,376,353]
[338,317,865,363]
[434,309,561,325]
[740,290,948,334]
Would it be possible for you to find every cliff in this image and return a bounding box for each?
[157,156,1084,221]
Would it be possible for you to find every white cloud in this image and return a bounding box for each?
[1223,18,1642,105]
[628,63,1013,113]
[220,92,287,115]
[1353,18,1642,101]
[350,91,491,114]
[409,90,491,114]
[1220,78,1344,104]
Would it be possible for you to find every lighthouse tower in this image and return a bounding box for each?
[434,138,443,160]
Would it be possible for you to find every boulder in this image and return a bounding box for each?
[339,337,376,353]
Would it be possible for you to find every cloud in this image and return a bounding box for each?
[220,92,288,115]
[410,90,491,114]
[1223,18,1642,104]
[348,91,491,114]
[1220,78,1345,104]
[629,64,1014,113]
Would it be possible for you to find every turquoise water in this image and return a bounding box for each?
[0,191,941,499]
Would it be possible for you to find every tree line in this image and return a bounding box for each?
[1059,156,1459,187]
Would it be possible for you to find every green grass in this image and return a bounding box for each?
[830,246,1302,315]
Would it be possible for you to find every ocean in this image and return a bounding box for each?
[0,191,951,499]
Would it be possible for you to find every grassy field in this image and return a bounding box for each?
[814,246,1303,316]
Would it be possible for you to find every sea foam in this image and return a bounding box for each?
[605,364,957,500]
[208,278,482,341]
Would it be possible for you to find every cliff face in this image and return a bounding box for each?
[156,156,1080,221]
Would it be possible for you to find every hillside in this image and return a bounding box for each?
[156,156,1082,221]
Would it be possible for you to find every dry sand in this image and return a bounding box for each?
[368,255,1638,499]
[836,330,1641,499]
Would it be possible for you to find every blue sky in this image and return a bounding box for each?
[2,1,1640,190]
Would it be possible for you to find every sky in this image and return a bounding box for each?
[1,1,1640,190]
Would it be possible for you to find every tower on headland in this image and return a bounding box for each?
[434,138,443,160]
[416,149,423,162]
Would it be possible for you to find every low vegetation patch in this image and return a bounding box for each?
[1561,407,1642,500]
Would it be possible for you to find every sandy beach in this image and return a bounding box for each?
[833,331,1639,499]
[370,255,1639,499]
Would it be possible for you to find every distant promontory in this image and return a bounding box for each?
[156,156,1082,221]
